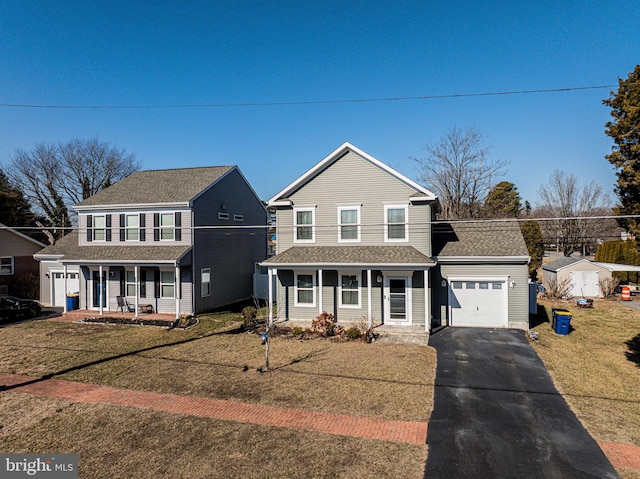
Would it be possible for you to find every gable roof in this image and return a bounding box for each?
[75,166,235,209]
[542,257,582,272]
[268,142,437,205]
[0,223,46,248]
[433,221,530,260]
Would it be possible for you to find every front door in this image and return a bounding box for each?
[92,271,107,308]
[384,276,411,325]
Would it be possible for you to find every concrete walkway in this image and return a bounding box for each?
[0,373,638,474]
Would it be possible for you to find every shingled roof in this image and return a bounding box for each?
[262,246,434,267]
[75,166,235,207]
[433,221,529,258]
[34,231,191,264]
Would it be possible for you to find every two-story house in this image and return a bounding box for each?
[262,143,530,332]
[35,166,267,317]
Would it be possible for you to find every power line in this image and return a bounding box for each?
[0,85,617,110]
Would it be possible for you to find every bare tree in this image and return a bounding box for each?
[414,126,508,219]
[536,170,611,256]
[9,138,140,235]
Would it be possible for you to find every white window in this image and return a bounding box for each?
[0,257,14,275]
[384,205,408,242]
[294,208,315,243]
[338,206,360,242]
[160,213,174,240]
[93,215,106,241]
[295,272,316,307]
[201,268,211,297]
[125,214,139,241]
[161,271,175,298]
[126,270,137,297]
[339,273,360,308]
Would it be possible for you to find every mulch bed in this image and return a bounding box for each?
[81,316,198,329]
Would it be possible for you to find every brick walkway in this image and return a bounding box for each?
[1,373,638,473]
[0,374,426,444]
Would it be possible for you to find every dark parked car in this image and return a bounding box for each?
[0,295,42,321]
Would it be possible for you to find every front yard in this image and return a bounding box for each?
[0,313,435,478]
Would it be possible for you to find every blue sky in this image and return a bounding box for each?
[1,1,638,205]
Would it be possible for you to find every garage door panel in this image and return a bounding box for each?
[449,280,507,328]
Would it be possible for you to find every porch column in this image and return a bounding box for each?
[175,265,181,320]
[268,268,275,326]
[99,265,104,316]
[63,264,68,314]
[424,269,430,333]
[134,266,139,318]
[367,269,372,328]
[318,269,323,315]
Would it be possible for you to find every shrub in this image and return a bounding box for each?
[344,327,361,340]
[290,326,304,336]
[242,306,257,320]
[543,278,572,300]
[599,277,619,300]
[312,311,339,337]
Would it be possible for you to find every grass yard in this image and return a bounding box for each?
[0,312,435,478]
[531,299,640,449]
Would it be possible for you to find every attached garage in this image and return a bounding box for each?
[431,221,531,330]
[51,270,80,306]
[448,278,508,328]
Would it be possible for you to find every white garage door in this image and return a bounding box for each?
[449,280,508,327]
[569,271,599,297]
[52,271,80,306]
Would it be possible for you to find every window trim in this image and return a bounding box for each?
[293,207,316,243]
[125,214,139,242]
[384,204,409,242]
[0,256,14,276]
[160,270,175,298]
[337,206,361,243]
[160,213,175,241]
[125,270,137,297]
[201,268,211,298]
[93,214,106,242]
[338,271,361,308]
[294,271,316,307]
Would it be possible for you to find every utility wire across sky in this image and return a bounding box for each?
[0,85,619,110]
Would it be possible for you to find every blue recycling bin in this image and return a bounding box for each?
[552,308,572,335]
[66,294,79,311]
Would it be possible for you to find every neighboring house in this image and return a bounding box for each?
[542,257,640,297]
[262,142,531,333]
[35,166,267,317]
[0,223,45,297]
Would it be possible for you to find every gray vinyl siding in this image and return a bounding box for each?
[77,209,192,247]
[275,269,429,326]
[276,151,432,254]
[38,260,63,305]
[434,262,529,327]
[192,168,267,313]
[0,229,43,256]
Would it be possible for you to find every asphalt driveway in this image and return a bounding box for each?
[425,327,619,478]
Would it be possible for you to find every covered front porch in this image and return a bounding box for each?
[262,246,436,332]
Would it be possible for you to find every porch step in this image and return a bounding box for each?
[374,325,430,346]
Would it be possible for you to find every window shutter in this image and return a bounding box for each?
[154,269,160,298]
[139,268,147,298]
[86,215,93,242]
[106,215,112,242]
[140,213,146,242]
[120,214,125,241]
[119,269,125,296]
[153,213,160,241]
[175,212,182,241]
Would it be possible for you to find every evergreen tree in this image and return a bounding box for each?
[484,181,523,218]
[603,65,640,237]
[0,169,48,243]
[520,220,544,279]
